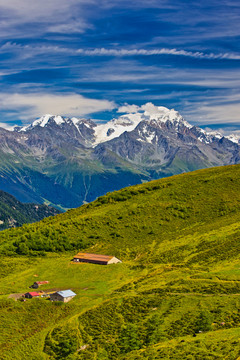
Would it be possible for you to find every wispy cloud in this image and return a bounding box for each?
[0,0,94,40]
[76,59,240,87]
[76,48,240,60]
[186,103,240,124]
[1,42,240,60]
[182,92,240,124]
[0,0,239,126]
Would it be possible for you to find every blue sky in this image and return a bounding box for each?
[0,0,240,129]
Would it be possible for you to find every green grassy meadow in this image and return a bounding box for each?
[0,255,143,359]
[1,165,240,358]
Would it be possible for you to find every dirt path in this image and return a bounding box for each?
[8,293,24,300]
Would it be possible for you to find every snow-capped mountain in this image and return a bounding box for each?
[17,114,96,132]
[1,103,240,209]
[13,113,96,149]
[15,106,192,146]
[12,103,236,147]
[225,134,240,144]
[93,105,193,145]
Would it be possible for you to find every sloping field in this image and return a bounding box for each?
[1,165,240,359]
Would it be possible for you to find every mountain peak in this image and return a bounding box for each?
[17,114,96,133]
[93,104,192,145]
[18,114,65,131]
[33,114,65,127]
[139,103,192,129]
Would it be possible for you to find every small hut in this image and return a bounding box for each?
[30,281,49,289]
[25,292,40,299]
[29,280,49,289]
[50,290,76,303]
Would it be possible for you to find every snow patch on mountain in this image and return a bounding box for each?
[19,114,63,131]
[33,114,65,127]
[17,114,95,134]
[93,103,192,145]
[71,117,93,129]
[197,128,223,144]
[93,112,145,145]
[225,134,240,144]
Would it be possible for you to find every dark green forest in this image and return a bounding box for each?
[0,189,60,230]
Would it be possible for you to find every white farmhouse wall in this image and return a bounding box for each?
[107,257,122,264]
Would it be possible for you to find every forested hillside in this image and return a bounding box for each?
[0,190,60,230]
[1,165,240,359]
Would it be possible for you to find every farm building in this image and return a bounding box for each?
[73,252,122,265]
[25,292,40,299]
[50,290,76,303]
[30,281,49,289]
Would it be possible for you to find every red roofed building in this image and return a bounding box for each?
[35,281,49,285]
[73,252,122,265]
[25,292,40,299]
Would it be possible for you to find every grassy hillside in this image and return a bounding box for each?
[0,190,61,230]
[1,165,240,358]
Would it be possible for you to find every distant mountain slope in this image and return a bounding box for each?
[0,104,239,208]
[1,164,240,257]
[0,190,60,230]
[1,165,240,359]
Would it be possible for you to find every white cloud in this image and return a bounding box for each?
[0,93,115,121]
[140,102,162,114]
[117,104,140,113]
[117,102,165,114]
[0,122,14,130]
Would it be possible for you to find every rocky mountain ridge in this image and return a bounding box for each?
[0,103,239,208]
[12,104,239,147]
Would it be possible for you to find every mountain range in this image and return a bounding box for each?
[1,103,239,209]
